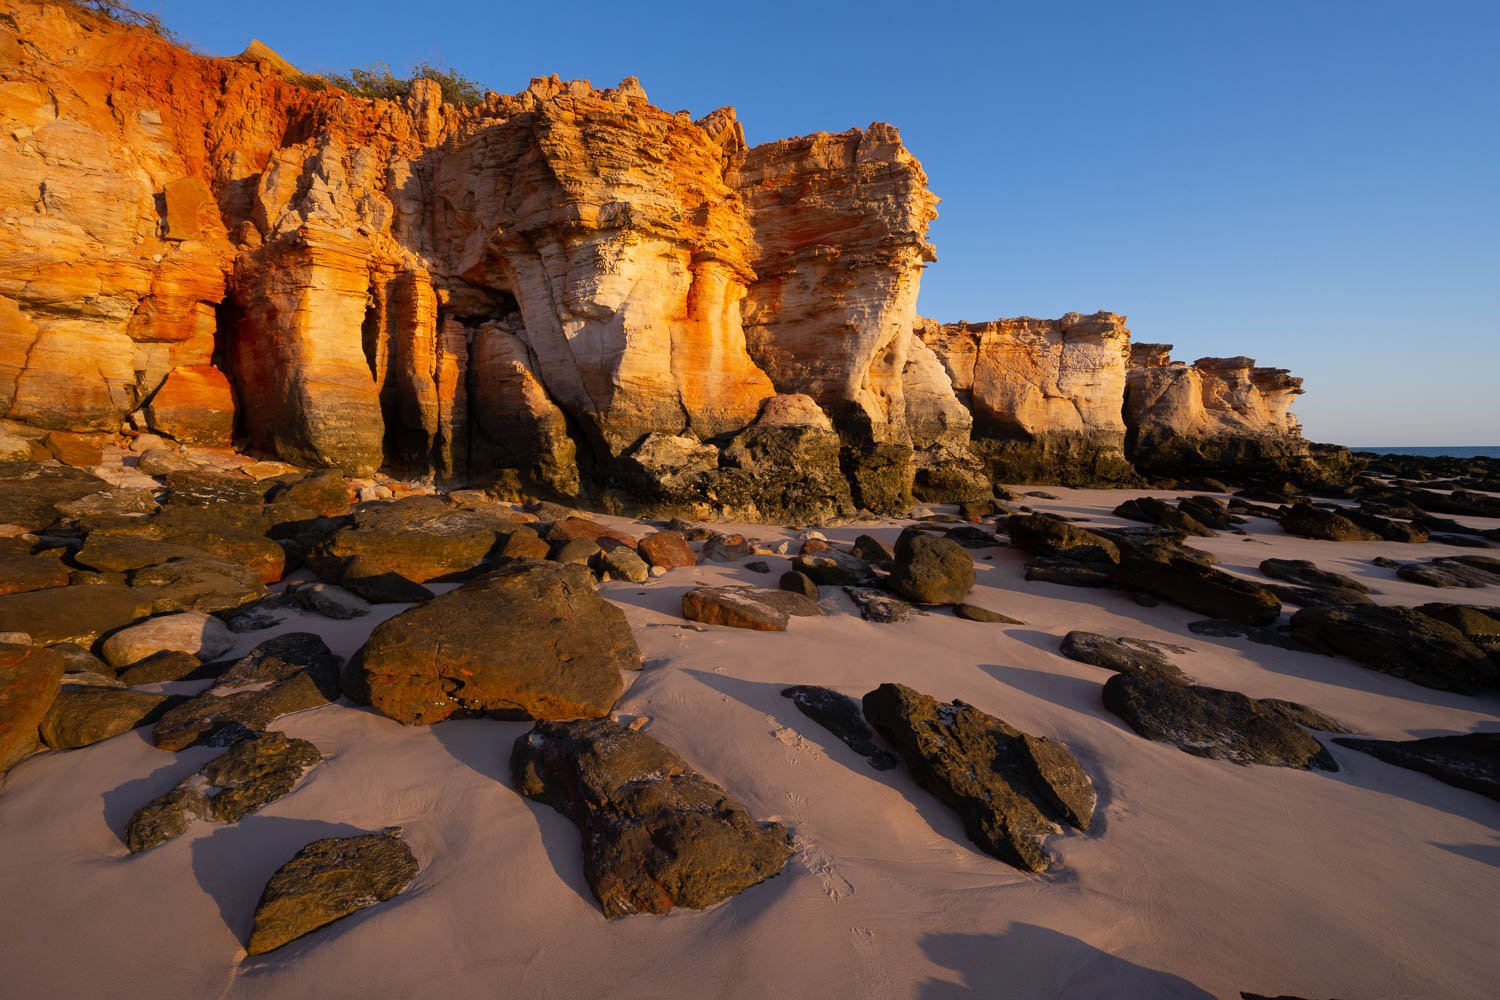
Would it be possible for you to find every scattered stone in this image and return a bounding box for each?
[1279,503,1380,542]
[289,582,371,619]
[512,719,792,917]
[1059,631,1188,682]
[791,549,872,586]
[1102,672,1338,770]
[778,570,819,600]
[497,527,551,561]
[1396,556,1500,589]
[637,530,696,569]
[888,528,975,605]
[1334,732,1499,803]
[780,685,898,769]
[127,731,323,852]
[117,650,203,685]
[151,635,342,751]
[1259,558,1371,594]
[100,611,235,670]
[348,562,639,724]
[850,534,896,566]
[337,560,434,604]
[0,644,65,773]
[701,533,756,562]
[844,587,911,623]
[744,559,770,574]
[600,546,651,583]
[954,603,1021,624]
[1371,556,1400,569]
[0,539,69,596]
[1113,497,1214,537]
[551,536,601,566]
[247,829,419,955]
[135,447,198,476]
[682,586,819,631]
[1290,604,1498,694]
[39,688,169,749]
[862,683,1095,872]
[267,470,351,518]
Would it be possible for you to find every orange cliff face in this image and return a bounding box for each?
[0,0,1327,507]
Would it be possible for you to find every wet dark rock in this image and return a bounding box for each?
[1187,619,1323,654]
[1102,672,1338,770]
[943,525,999,549]
[1258,558,1371,595]
[512,718,792,917]
[780,685,897,770]
[861,682,1095,872]
[1113,497,1214,537]
[1279,503,1380,542]
[1289,605,1498,694]
[953,603,1021,624]
[1265,584,1373,608]
[1024,559,1113,588]
[127,731,322,852]
[288,582,370,620]
[1110,552,1282,626]
[844,587,911,623]
[1333,731,1499,803]
[247,829,418,955]
[1396,556,1500,589]
[1341,509,1428,543]
[743,559,771,575]
[1059,631,1189,682]
[888,529,975,605]
[682,586,819,631]
[1178,496,1239,530]
[336,561,434,604]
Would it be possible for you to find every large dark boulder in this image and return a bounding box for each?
[1290,605,1498,694]
[1110,552,1282,626]
[888,528,975,605]
[1112,497,1214,537]
[512,718,792,917]
[1396,556,1500,589]
[1005,514,1120,565]
[1102,672,1338,770]
[790,549,872,586]
[861,683,1094,872]
[1280,503,1380,542]
[127,731,322,852]
[247,830,418,955]
[348,561,639,724]
[1334,732,1500,803]
[780,686,897,770]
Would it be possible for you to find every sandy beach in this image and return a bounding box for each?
[2,487,1496,1000]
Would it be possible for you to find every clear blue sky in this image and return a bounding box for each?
[150,0,1499,445]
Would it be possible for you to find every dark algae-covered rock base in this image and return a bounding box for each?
[512,718,792,917]
[861,682,1094,873]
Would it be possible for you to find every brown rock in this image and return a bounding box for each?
[144,366,236,446]
[0,539,69,596]
[0,643,64,773]
[681,586,819,631]
[349,562,639,725]
[637,530,696,569]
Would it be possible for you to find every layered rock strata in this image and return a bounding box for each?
[0,2,1325,513]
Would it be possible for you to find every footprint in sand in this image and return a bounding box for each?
[796,836,855,901]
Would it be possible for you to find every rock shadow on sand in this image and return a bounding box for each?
[919,923,1213,999]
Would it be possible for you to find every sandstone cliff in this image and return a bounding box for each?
[0,1,1326,514]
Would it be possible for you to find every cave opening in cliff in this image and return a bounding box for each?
[212,298,249,442]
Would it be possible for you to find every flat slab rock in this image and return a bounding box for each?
[247,829,418,955]
[844,586,912,623]
[1060,631,1189,683]
[861,683,1095,873]
[681,586,819,631]
[781,685,897,770]
[0,643,65,774]
[1334,731,1500,803]
[1290,604,1498,694]
[512,718,792,917]
[1102,671,1340,770]
[349,561,640,724]
[128,731,322,853]
[152,634,342,751]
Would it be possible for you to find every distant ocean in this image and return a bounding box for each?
[1353,446,1500,458]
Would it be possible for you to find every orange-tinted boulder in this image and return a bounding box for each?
[145,366,236,446]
